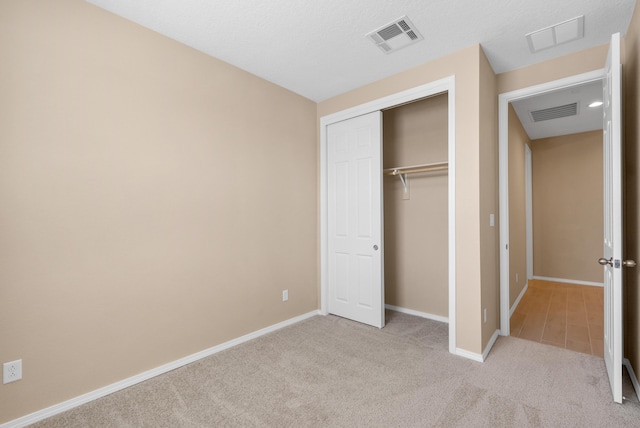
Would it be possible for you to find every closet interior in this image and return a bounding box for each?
[382,92,449,322]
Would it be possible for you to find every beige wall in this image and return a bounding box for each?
[623,0,640,382]
[319,45,488,354]
[508,106,530,306]
[479,49,500,347]
[531,131,603,283]
[497,44,609,95]
[0,0,318,423]
[383,94,448,317]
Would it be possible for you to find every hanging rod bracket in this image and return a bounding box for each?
[397,172,408,193]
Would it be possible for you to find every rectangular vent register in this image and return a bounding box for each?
[366,16,423,54]
[530,102,578,122]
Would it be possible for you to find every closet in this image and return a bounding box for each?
[382,93,449,321]
[323,82,453,333]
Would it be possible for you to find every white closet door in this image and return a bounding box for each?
[327,111,384,328]
[602,32,623,404]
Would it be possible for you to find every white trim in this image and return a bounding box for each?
[454,348,484,362]
[482,330,501,361]
[319,76,454,127]
[509,281,529,318]
[0,311,320,428]
[447,80,457,356]
[498,69,604,336]
[385,304,449,323]
[624,358,640,402]
[442,329,499,362]
[525,144,533,280]
[320,108,328,316]
[532,276,604,287]
[319,76,458,355]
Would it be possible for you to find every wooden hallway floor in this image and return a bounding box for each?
[510,279,604,357]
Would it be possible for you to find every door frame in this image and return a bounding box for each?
[498,69,604,335]
[320,76,457,353]
[525,144,533,283]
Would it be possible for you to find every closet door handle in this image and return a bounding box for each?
[373,245,379,251]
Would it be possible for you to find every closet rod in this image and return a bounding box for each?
[383,161,448,176]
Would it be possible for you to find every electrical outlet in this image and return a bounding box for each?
[3,359,22,384]
[516,273,519,283]
[483,308,487,323]
[282,290,288,302]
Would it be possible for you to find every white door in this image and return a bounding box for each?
[327,111,384,328]
[601,32,623,404]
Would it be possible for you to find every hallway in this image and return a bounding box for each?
[510,279,604,356]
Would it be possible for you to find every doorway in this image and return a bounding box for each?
[498,69,604,336]
[504,80,605,356]
[499,33,624,403]
[383,94,449,324]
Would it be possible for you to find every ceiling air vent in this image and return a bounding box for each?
[366,16,424,54]
[526,16,585,53]
[529,102,578,122]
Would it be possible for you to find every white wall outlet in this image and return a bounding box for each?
[3,359,22,384]
[282,290,288,302]
[489,213,495,227]
[483,308,487,323]
[516,273,519,283]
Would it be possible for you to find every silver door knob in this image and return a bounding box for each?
[373,245,379,251]
[623,260,637,268]
[598,257,613,266]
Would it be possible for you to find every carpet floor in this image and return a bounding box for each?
[31,311,640,427]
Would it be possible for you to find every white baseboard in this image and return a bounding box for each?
[455,329,500,363]
[454,348,484,362]
[482,329,501,361]
[624,358,640,401]
[509,281,528,318]
[532,276,604,287]
[1,310,320,428]
[385,304,449,323]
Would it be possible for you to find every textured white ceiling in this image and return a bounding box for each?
[85,0,636,102]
